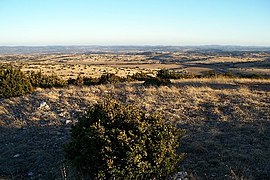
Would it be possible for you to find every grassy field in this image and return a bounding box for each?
[0,77,270,179]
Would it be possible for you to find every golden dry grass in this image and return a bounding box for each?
[1,78,269,127]
[1,77,270,179]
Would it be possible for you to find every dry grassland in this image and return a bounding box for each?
[1,77,270,179]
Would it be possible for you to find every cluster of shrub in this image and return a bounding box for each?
[64,98,184,179]
[0,65,267,98]
[1,65,184,178]
[1,65,266,178]
[0,65,68,98]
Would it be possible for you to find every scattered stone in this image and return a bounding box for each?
[66,120,72,124]
[13,154,20,158]
[61,119,72,124]
[169,171,188,180]
[38,101,50,110]
[28,172,33,176]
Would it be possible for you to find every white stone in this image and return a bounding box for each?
[38,101,50,110]
[13,154,20,158]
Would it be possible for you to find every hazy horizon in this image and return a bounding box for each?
[1,0,270,46]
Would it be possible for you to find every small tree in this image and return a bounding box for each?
[64,98,183,179]
[98,73,124,84]
[143,77,172,86]
[28,71,67,88]
[0,66,33,98]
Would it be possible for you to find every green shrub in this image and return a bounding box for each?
[98,73,125,84]
[0,66,33,98]
[67,78,77,86]
[200,70,219,78]
[68,75,117,86]
[67,75,84,86]
[130,72,151,81]
[28,71,67,88]
[157,69,194,79]
[157,69,174,79]
[238,73,263,79]
[64,99,183,179]
[83,77,100,86]
[143,77,172,86]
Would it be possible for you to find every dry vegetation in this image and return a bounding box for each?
[1,77,270,179]
[0,51,270,179]
[1,51,269,79]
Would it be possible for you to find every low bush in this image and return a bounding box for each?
[28,71,67,88]
[64,98,183,179]
[238,73,264,79]
[143,77,172,86]
[157,69,194,79]
[98,73,126,84]
[130,72,151,81]
[67,75,84,86]
[0,66,33,98]
[200,70,220,78]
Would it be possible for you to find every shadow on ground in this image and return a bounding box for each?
[174,81,270,91]
[1,120,269,179]
[179,120,270,179]
[0,125,71,179]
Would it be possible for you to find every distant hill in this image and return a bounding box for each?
[0,45,270,55]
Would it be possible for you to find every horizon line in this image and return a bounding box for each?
[1,44,270,47]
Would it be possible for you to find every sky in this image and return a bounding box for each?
[0,0,270,46]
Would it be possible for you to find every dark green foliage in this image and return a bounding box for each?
[67,78,77,86]
[67,75,84,86]
[223,71,236,78]
[157,69,194,79]
[0,66,33,98]
[143,77,172,86]
[68,74,125,86]
[64,99,183,179]
[197,70,265,79]
[157,69,176,79]
[201,70,219,78]
[238,73,263,79]
[28,71,67,88]
[83,77,100,86]
[130,72,151,81]
[98,73,126,84]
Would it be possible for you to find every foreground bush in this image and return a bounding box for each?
[28,71,67,88]
[64,99,183,179]
[0,66,33,98]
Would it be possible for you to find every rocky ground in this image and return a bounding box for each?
[0,78,270,179]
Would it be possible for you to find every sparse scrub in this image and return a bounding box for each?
[143,77,172,86]
[67,75,84,86]
[157,69,195,79]
[68,75,100,86]
[0,65,33,98]
[130,72,151,81]
[83,76,100,86]
[28,71,67,88]
[98,73,126,84]
[64,98,183,179]
[238,73,264,79]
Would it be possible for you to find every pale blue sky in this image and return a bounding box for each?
[0,0,270,46]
